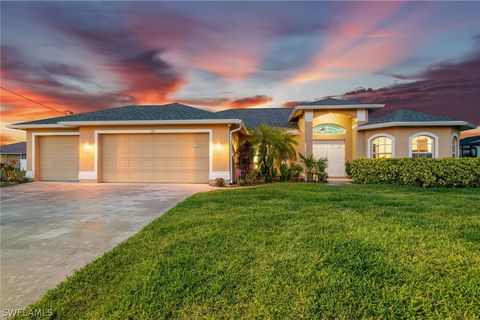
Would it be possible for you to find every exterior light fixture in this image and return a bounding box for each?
[83,141,93,152]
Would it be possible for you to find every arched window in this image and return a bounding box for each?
[451,135,459,158]
[369,135,394,158]
[313,124,345,135]
[410,134,436,158]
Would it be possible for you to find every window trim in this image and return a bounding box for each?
[451,133,459,158]
[312,123,346,135]
[408,132,439,158]
[367,133,396,158]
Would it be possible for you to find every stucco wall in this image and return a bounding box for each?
[311,110,356,162]
[362,126,459,158]
[290,109,461,161]
[25,128,79,174]
[26,124,236,182]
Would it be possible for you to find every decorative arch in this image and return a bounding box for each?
[451,133,459,158]
[367,133,396,158]
[313,123,346,135]
[408,132,439,158]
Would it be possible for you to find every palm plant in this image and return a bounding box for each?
[250,124,298,182]
[316,157,328,183]
[275,131,298,164]
[299,153,316,182]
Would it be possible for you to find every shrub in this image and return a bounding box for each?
[1,160,29,183]
[237,140,254,179]
[299,153,316,182]
[345,161,352,177]
[236,170,258,186]
[289,164,304,182]
[316,158,328,183]
[349,158,480,187]
[215,178,226,187]
[279,163,290,182]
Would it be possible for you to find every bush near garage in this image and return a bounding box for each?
[0,160,31,186]
[349,158,480,187]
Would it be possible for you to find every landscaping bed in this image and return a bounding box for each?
[15,184,480,319]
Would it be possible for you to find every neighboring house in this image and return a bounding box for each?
[8,98,475,183]
[0,142,27,170]
[460,136,480,157]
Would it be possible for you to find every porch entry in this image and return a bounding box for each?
[312,140,346,177]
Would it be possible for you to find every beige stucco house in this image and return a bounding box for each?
[8,98,475,183]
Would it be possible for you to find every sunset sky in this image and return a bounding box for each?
[1,1,479,144]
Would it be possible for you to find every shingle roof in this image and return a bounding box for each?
[298,97,364,106]
[216,108,296,128]
[460,135,480,146]
[362,109,455,125]
[0,142,26,154]
[14,104,224,125]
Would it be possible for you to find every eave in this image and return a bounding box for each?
[288,104,385,121]
[357,121,476,131]
[7,119,249,134]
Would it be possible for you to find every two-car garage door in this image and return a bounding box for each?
[100,133,209,183]
[37,133,210,183]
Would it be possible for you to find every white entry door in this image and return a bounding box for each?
[312,141,346,177]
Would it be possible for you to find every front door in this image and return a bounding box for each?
[312,140,346,177]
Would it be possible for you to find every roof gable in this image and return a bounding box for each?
[299,97,364,106]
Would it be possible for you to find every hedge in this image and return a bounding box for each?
[349,158,480,187]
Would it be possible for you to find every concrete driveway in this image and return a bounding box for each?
[0,182,211,312]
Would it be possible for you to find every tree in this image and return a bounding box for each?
[250,124,298,182]
[275,130,298,165]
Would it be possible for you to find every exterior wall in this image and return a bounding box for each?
[25,128,79,176]
[294,118,306,156]
[26,124,236,183]
[293,109,363,169]
[362,126,460,158]
[311,110,357,162]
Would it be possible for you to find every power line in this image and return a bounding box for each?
[0,87,70,115]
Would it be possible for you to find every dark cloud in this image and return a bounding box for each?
[176,95,273,109]
[1,45,132,114]
[37,7,186,103]
[117,49,185,102]
[343,50,480,124]
[229,95,273,108]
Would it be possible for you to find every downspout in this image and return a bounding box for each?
[229,125,242,184]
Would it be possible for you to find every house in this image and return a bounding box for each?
[8,98,475,183]
[460,135,480,157]
[0,142,27,170]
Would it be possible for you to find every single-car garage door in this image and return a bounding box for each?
[101,133,209,183]
[39,135,79,181]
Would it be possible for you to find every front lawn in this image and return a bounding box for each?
[18,184,480,319]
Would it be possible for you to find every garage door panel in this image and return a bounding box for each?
[101,133,209,183]
[39,136,79,181]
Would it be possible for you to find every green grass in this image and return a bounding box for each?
[17,184,480,319]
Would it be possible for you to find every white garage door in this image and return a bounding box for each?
[39,135,79,181]
[101,133,209,183]
[313,140,346,177]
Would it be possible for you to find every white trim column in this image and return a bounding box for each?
[305,110,313,157]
